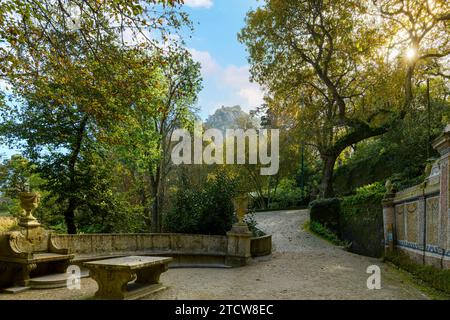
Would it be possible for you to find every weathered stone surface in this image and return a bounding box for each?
[53,233,228,256]
[84,256,172,300]
[225,229,252,267]
[250,235,272,257]
[28,269,89,289]
[406,201,418,243]
[395,204,405,241]
[0,226,74,288]
[85,256,172,269]
[2,286,30,294]
[426,197,439,246]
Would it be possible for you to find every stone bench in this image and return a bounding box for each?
[83,256,172,300]
[0,227,74,287]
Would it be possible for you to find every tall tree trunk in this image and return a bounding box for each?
[139,183,151,229]
[64,115,88,234]
[150,166,161,233]
[64,197,77,234]
[150,186,164,233]
[158,176,166,231]
[151,192,159,233]
[320,153,337,198]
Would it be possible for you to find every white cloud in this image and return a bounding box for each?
[190,48,220,76]
[239,86,264,108]
[221,65,264,110]
[183,0,213,9]
[121,27,150,46]
[223,65,250,87]
[0,79,11,93]
[190,49,264,113]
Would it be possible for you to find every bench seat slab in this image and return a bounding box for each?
[84,256,172,300]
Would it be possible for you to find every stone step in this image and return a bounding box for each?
[171,263,232,268]
[28,269,90,289]
[2,286,30,294]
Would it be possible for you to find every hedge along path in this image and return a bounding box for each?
[0,210,431,300]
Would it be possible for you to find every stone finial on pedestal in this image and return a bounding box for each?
[18,191,41,229]
[230,194,251,233]
[226,194,252,267]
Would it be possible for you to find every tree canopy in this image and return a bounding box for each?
[239,0,449,196]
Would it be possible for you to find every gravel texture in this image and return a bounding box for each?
[0,209,429,300]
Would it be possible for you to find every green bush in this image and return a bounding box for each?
[164,170,237,235]
[342,182,386,208]
[75,205,147,234]
[308,183,385,257]
[385,251,450,295]
[0,203,10,216]
[309,197,340,234]
[269,178,303,209]
[243,211,265,237]
[308,220,348,246]
[340,182,385,257]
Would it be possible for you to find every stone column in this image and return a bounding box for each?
[382,196,395,253]
[431,125,450,252]
[225,230,252,267]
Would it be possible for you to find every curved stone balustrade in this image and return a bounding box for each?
[51,233,271,268]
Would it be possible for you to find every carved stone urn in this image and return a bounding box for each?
[233,194,249,232]
[18,191,41,228]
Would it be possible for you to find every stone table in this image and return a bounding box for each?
[83,256,172,300]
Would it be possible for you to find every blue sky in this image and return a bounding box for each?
[182,0,263,119]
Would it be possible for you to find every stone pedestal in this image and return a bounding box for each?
[225,224,252,267]
[225,194,253,267]
[382,195,395,254]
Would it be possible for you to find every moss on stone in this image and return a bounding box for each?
[384,251,450,295]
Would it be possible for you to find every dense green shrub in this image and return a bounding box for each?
[243,211,265,237]
[308,183,385,258]
[75,204,147,234]
[340,182,385,257]
[385,251,450,295]
[341,183,385,209]
[309,197,340,234]
[269,178,303,209]
[0,202,10,216]
[307,220,348,246]
[164,170,237,235]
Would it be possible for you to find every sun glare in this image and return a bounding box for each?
[406,47,417,60]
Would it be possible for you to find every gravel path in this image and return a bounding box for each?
[0,209,430,300]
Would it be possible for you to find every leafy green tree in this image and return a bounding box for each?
[0,154,44,197]
[110,49,202,232]
[0,0,190,233]
[0,154,49,217]
[239,0,449,197]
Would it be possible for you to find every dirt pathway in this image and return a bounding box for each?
[0,209,430,300]
[149,209,429,300]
